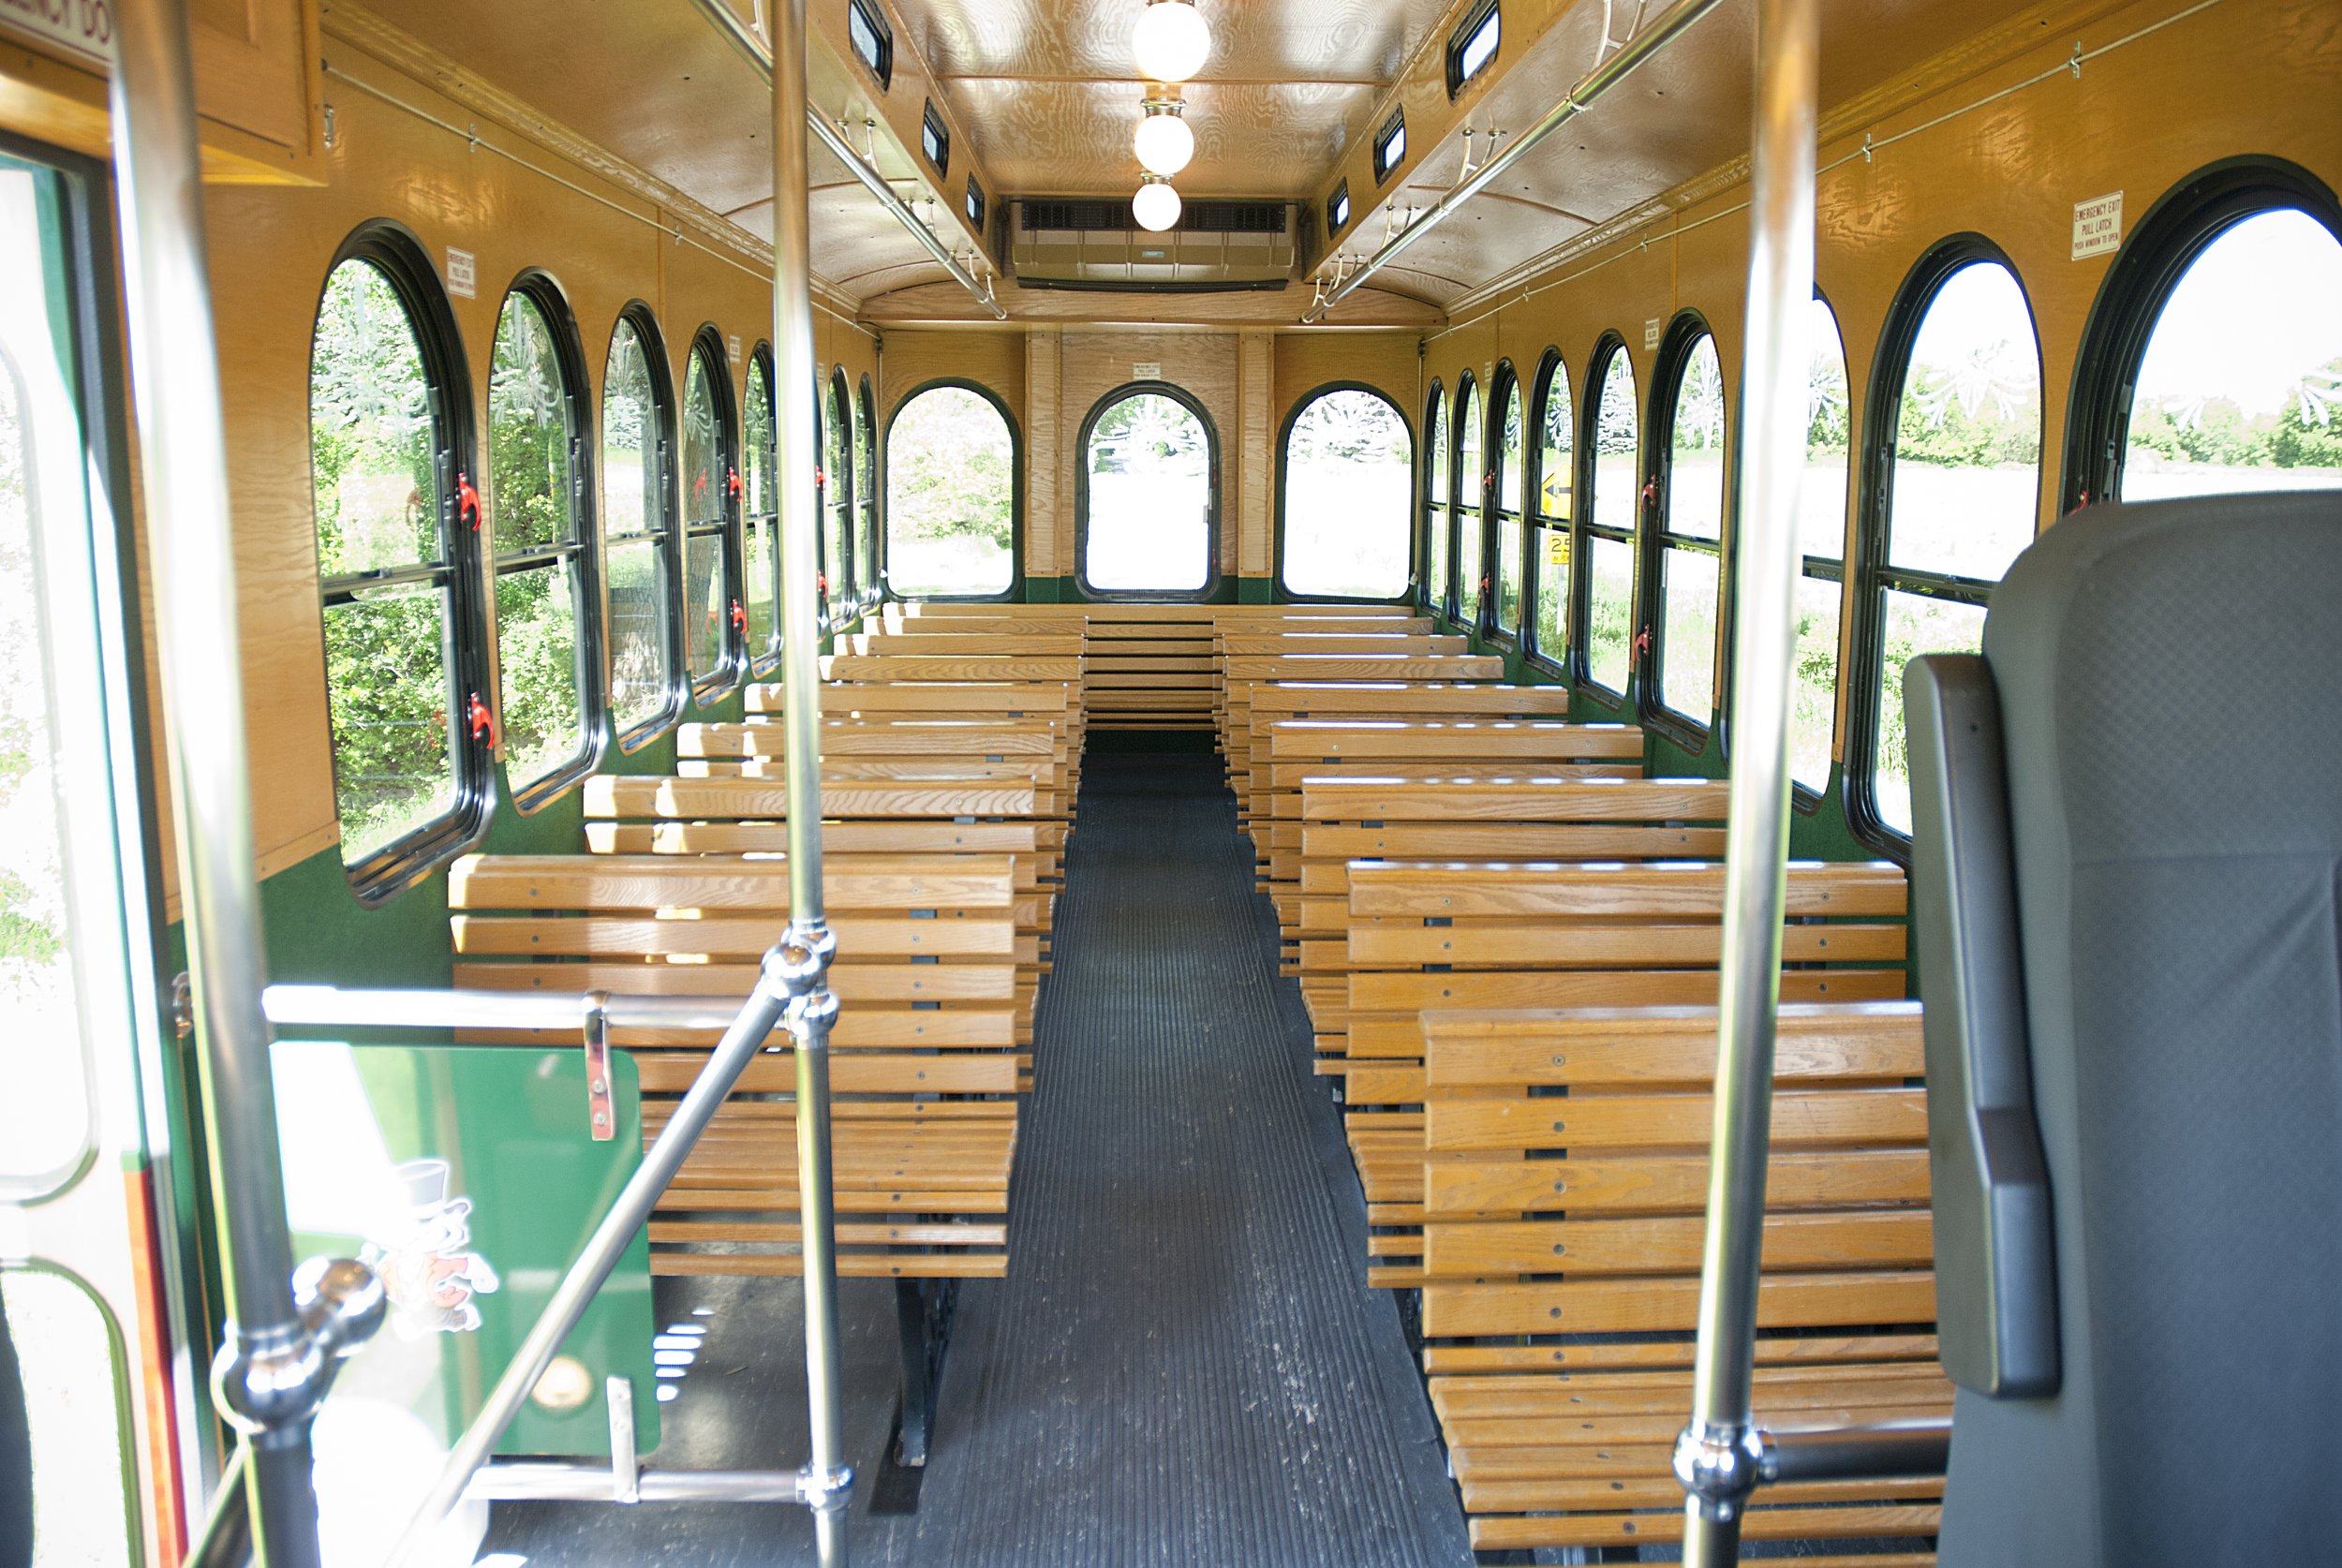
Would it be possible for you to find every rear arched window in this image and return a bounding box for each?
[309,239,487,888]
[1858,252,2041,842]
[487,280,597,804]
[1079,386,1217,596]
[601,309,681,747]
[885,382,1017,599]
[1279,386,1413,600]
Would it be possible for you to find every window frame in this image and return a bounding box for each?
[1573,332,1638,708]
[920,98,951,179]
[1485,358,1527,644]
[1274,379,1415,604]
[1521,346,1573,677]
[1326,179,1351,240]
[1073,378,1223,602]
[965,174,986,231]
[1846,236,2042,856]
[881,377,1023,604]
[2062,156,2342,511]
[1419,378,1447,614]
[821,367,856,623]
[1372,108,1406,185]
[1448,367,1481,629]
[602,301,688,753]
[856,374,881,606]
[743,341,782,673]
[1641,312,1726,751]
[846,0,893,90]
[486,270,604,812]
[682,325,746,702]
[1445,0,1501,98]
[308,222,494,901]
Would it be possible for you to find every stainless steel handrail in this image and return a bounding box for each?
[110,5,382,1565]
[261,984,788,1035]
[1302,0,1727,322]
[689,0,1008,321]
[1672,0,1823,1561]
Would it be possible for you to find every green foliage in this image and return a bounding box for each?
[887,389,1013,549]
[1896,362,2040,468]
[2127,357,2342,472]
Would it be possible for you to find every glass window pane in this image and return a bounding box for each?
[742,359,776,652]
[2124,208,2342,501]
[685,530,726,681]
[1871,588,1986,835]
[1586,533,1636,694]
[1593,350,1639,536]
[683,350,731,681]
[856,386,879,600]
[602,319,660,541]
[494,559,586,791]
[1888,261,2041,580]
[311,260,438,576]
[886,386,1015,597]
[1456,381,1482,618]
[825,378,853,604]
[1282,389,1412,599]
[1668,334,1726,542]
[1800,298,1851,561]
[1083,391,1211,592]
[0,225,94,1186]
[2,1268,134,1568]
[607,538,673,735]
[1538,359,1574,524]
[488,292,587,791]
[1425,392,1448,607]
[1791,570,1841,793]
[1534,525,1569,666]
[321,585,457,861]
[1495,378,1524,630]
[1659,544,1719,723]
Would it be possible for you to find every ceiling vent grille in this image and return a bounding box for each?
[1010,198,1296,292]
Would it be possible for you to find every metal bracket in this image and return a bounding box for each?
[583,990,615,1142]
[606,1376,640,1503]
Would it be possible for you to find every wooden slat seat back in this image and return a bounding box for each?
[1221,682,1577,801]
[824,654,1088,689]
[447,851,1022,1278]
[849,632,1089,659]
[1338,858,1911,1260]
[752,681,1077,726]
[1286,776,1736,975]
[1418,1002,1944,1557]
[1213,633,1473,657]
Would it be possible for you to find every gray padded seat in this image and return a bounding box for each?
[1922,490,2342,1566]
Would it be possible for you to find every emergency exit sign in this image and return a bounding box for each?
[0,0,115,68]
[2072,192,2123,259]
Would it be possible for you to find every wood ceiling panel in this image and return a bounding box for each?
[902,0,1460,85]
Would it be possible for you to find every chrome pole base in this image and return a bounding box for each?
[211,1256,385,1443]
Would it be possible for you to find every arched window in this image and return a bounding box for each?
[1453,373,1483,626]
[856,375,880,602]
[1580,341,1639,698]
[682,331,741,697]
[1528,350,1573,668]
[823,369,855,616]
[1278,384,1413,600]
[308,231,487,891]
[2069,167,2342,507]
[487,276,598,806]
[1491,366,1526,635]
[1790,296,1852,796]
[1078,384,1217,597]
[1652,322,1725,737]
[742,347,779,668]
[1423,383,1448,611]
[1855,248,2041,843]
[885,382,1017,599]
[602,307,682,747]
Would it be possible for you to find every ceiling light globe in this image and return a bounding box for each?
[1132,179,1183,232]
[1134,111,1195,177]
[1133,0,1210,83]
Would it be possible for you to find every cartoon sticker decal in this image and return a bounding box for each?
[363,1158,500,1339]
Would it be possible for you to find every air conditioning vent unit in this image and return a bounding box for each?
[1011,198,1295,291]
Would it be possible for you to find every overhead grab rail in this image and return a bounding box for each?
[690,0,1010,321]
[1671,1,1950,1561]
[1300,0,1726,323]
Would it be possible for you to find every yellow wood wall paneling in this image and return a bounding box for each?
[1236,331,1273,579]
[1023,327,1063,577]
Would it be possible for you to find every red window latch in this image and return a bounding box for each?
[1634,624,1653,658]
[466,692,496,745]
[817,570,829,598]
[457,471,482,530]
[728,466,744,499]
[1640,478,1659,507]
[731,599,747,632]
[815,467,827,488]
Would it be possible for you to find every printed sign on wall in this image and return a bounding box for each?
[2072,192,2124,259]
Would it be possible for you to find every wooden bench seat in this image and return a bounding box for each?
[1419,1003,1945,1558]
[1337,858,1910,1264]
[1220,681,1579,804]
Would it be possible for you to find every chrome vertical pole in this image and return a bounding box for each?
[769,0,852,1559]
[108,6,361,1564]
[1672,0,1819,1561]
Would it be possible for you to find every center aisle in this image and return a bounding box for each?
[897,752,1473,1567]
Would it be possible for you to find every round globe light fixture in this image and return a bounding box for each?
[1133,0,1210,84]
[1134,100,1194,177]
[1132,174,1182,233]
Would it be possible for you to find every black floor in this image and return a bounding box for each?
[481,753,1473,1566]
